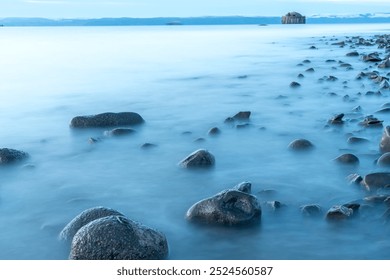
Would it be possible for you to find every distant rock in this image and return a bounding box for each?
[70,112,144,128]
[346,51,359,57]
[59,206,125,241]
[288,139,314,151]
[378,58,390,69]
[186,189,261,226]
[359,115,383,127]
[0,148,29,165]
[233,181,252,193]
[290,81,301,88]
[362,52,382,62]
[380,126,390,153]
[208,127,221,136]
[233,111,251,120]
[69,215,168,260]
[328,113,344,125]
[179,149,215,168]
[141,143,157,149]
[347,136,369,144]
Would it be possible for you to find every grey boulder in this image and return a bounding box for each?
[70,112,144,128]
[0,148,29,165]
[288,139,314,151]
[362,172,390,191]
[179,149,215,168]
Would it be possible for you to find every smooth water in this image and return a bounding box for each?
[0,24,390,259]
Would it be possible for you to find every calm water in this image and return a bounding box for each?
[0,23,390,259]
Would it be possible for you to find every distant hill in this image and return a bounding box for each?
[0,14,389,26]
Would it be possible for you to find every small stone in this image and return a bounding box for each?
[288,139,314,151]
[326,205,353,220]
[70,112,144,128]
[290,81,301,88]
[104,128,136,137]
[233,111,251,120]
[208,127,221,136]
[380,126,390,153]
[347,173,363,184]
[347,136,369,144]
[377,152,390,166]
[141,143,157,149]
[305,68,315,72]
[378,58,390,69]
[346,51,359,57]
[179,149,215,168]
[359,115,383,127]
[328,113,344,124]
[300,204,322,216]
[362,172,390,191]
[233,181,252,193]
[334,153,359,165]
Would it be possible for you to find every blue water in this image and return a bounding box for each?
[0,23,390,259]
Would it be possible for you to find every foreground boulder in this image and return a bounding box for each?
[362,172,390,191]
[0,148,29,165]
[179,149,215,168]
[380,126,390,153]
[70,112,144,128]
[59,206,125,241]
[186,189,261,226]
[69,215,168,260]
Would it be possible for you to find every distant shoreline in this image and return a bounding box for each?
[0,15,389,27]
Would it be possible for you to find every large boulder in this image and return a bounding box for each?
[362,172,390,191]
[59,206,125,241]
[179,149,215,168]
[186,189,261,226]
[0,148,29,165]
[70,112,144,128]
[69,216,168,260]
[380,126,390,153]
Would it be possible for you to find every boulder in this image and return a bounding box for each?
[377,152,390,166]
[334,153,359,165]
[70,112,144,128]
[362,172,390,190]
[179,149,215,168]
[380,126,390,153]
[59,206,125,241]
[362,53,382,62]
[326,205,353,220]
[0,148,29,165]
[288,139,314,151]
[69,216,168,260]
[186,189,261,226]
[359,115,383,127]
[328,113,344,124]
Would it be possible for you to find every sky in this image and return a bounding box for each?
[0,0,389,18]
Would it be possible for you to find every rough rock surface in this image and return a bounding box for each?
[186,189,261,226]
[70,112,144,128]
[326,205,353,220]
[0,148,29,165]
[179,149,215,168]
[69,215,168,260]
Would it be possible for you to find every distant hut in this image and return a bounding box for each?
[282,12,306,24]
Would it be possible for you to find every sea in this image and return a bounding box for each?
[0,23,390,260]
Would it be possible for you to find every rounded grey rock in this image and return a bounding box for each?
[179,149,215,168]
[70,112,144,128]
[59,206,125,241]
[69,216,168,260]
[377,152,390,166]
[288,139,314,151]
[0,148,29,165]
[334,153,359,165]
[233,181,252,193]
[363,172,390,191]
[186,189,261,226]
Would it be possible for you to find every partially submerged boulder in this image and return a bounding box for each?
[334,153,359,165]
[326,205,354,220]
[186,189,261,226]
[0,148,29,165]
[179,149,215,168]
[288,139,314,151]
[380,126,390,153]
[70,112,144,128]
[362,172,390,191]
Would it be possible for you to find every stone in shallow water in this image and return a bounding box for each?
[179,149,215,168]
[233,181,252,193]
[377,152,390,166]
[233,111,251,120]
[362,172,390,191]
[104,128,136,137]
[70,112,144,128]
[326,205,353,220]
[0,148,29,165]
[288,139,314,151]
[300,204,322,217]
[380,126,390,153]
[69,216,168,260]
[290,81,301,88]
[186,189,261,226]
[334,153,359,165]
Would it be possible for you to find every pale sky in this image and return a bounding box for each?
[0,0,389,18]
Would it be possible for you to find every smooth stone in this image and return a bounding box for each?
[104,128,136,137]
[186,189,261,226]
[326,75,338,81]
[59,206,125,241]
[326,205,353,220]
[364,195,390,204]
[347,173,363,184]
[141,143,157,149]
[334,153,359,165]
[208,127,221,136]
[297,73,305,78]
[346,51,359,56]
[70,112,144,128]
[376,108,390,114]
[264,200,284,211]
[69,216,168,260]
[0,148,29,165]
[179,149,215,168]
[363,172,390,191]
[233,181,252,193]
[380,126,390,153]
[290,81,301,88]
[328,113,344,124]
[359,115,383,127]
[362,53,382,62]
[305,68,315,72]
[233,111,251,120]
[347,136,369,144]
[380,80,390,89]
[377,152,390,166]
[300,204,322,217]
[288,139,314,151]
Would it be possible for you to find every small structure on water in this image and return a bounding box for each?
[282,12,306,24]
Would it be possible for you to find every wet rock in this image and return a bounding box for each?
[264,201,284,211]
[236,123,251,129]
[326,75,338,82]
[362,53,382,62]
[347,173,363,184]
[334,153,359,165]
[88,137,101,144]
[343,203,360,212]
[297,73,305,78]
[346,51,359,57]
[359,115,383,127]
[104,128,136,137]
[300,204,322,217]
[305,68,315,72]
[70,112,144,128]
[208,127,221,136]
[377,152,390,166]
[364,195,390,204]
[331,41,345,47]
[347,136,369,144]
[326,59,337,63]
[59,206,125,241]
[363,172,390,191]
[309,46,317,49]
[0,148,29,165]
[186,189,261,226]
[351,105,362,112]
[380,126,390,153]
[376,108,390,114]
[194,137,206,143]
[340,63,352,68]
[302,59,311,63]
[328,113,344,124]
[326,205,353,220]
[288,139,314,151]
[380,80,390,90]
[224,117,235,123]
[290,81,301,88]
[179,149,215,168]
[233,181,252,193]
[233,111,251,120]
[378,58,390,69]
[69,216,168,260]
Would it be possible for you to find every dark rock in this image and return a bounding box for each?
[297,73,305,78]
[300,204,322,216]
[186,189,261,226]
[346,51,359,57]
[69,216,168,260]
[141,143,157,149]
[328,113,344,124]
[236,123,251,129]
[309,46,317,49]
[347,136,369,144]
[208,127,221,136]
[288,139,314,151]
[351,105,362,112]
[334,153,359,165]
[347,173,363,184]
[233,181,252,193]
[88,137,101,144]
[331,41,345,47]
[380,126,390,153]
[194,137,206,143]
[326,75,338,81]
[326,205,353,220]
[305,68,315,72]
[0,148,29,165]
[363,172,390,191]
[362,53,382,62]
[380,80,390,90]
[377,152,390,166]
[290,81,301,88]
[104,128,136,137]
[302,59,311,63]
[59,206,125,241]
[364,195,390,204]
[233,111,251,120]
[378,58,390,69]
[340,63,352,68]
[359,115,383,127]
[376,108,390,114]
[224,117,235,123]
[343,203,360,211]
[326,59,337,63]
[179,149,215,168]
[264,200,284,211]
[70,112,144,128]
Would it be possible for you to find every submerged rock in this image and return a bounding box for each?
[346,51,359,57]
[0,148,29,165]
[208,127,221,136]
[59,206,125,241]
[179,149,215,168]
[377,152,390,166]
[380,126,390,153]
[233,111,251,120]
[290,81,301,88]
[359,115,383,127]
[378,58,390,69]
[328,113,344,124]
[70,112,144,128]
[326,205,353,220]
[362,53,382,62]
[334,153,359,165]
[186,189,261,226]
[69,216,168,260]
[363,172,390,191]
[288,139,314,151]
[347,136,369,144]
[300,204,322,217]
[104,128,136,137]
